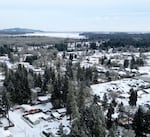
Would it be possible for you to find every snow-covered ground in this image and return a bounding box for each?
[7,103,70,137]
[91,78,150,106]
[0,72,5,81]
[1,46,150,136]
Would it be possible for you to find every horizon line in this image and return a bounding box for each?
[1,27,150,34]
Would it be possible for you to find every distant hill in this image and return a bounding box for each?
[0,28,43,35]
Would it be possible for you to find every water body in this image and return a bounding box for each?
[24,32,85,39]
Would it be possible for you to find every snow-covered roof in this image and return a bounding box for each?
[51,112,61,118]
[118,71,127,76]
[31,87,41,93]
[21,104,36,112]
[9,106,70,137]
[38,96,50,102]
[56,108,66,114]
[0,56,9,61]
[25,112,50,124]
[34,102,52,112]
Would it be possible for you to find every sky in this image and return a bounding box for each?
[0,0,150,32]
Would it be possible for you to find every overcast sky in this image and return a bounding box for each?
[0,0,150,31]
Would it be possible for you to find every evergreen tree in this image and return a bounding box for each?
[1,90,10,118]
[61,74,69,103]
[4,65,31,104]
[66,82,80,119]
[124,59,129,68]
[107,59,111,68]
[102,93,108,110]
[108,122,119,137]
[70,119,82,137]
[136,57,144,67]
[112,98,117,107]
[132,106,145,137]
[93,95,100,104]
[82,103,106,137]
[129,88,137,106]
[66,61,73,80]
[92,67,98,84]
[69,54,73,61]
[34,74,42,88]
[77,82,86,113]
[8,52,14,63]
[106,105,114,129]
[106,71,111,81]
[118,102,125,113]
[70,103,106,137]
[130,55,137,69]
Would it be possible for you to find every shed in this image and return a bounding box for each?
[38,96,50,104]
[51,112,61,119]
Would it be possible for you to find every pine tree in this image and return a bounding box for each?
[66,61,73,80]
[112,98,117,107]
[132,106,144,137]
[1,90,10,117]
[92,67,98,84]
[4,65,31,104]
[129,88,137,106]
[77,82,86,113]
[66,82,80,119]
[62,75,69,103]
[82,103,106,137]
[76,63,82,81]
[70,119,81,137]
[109,122,119,137]
[106,105,114,129]
[130,55,137,69]
[70,103,106,137]
[34,74,42,88]
[124,59,129,68]
[102,93,108,110]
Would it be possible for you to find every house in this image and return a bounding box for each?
[21,104,38,114]
[24,114,40,125]
[24,112,51,125]
[38,96,50,104]
[33,67,44,75]
[51,111,61,119]
[56,108,66,115]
